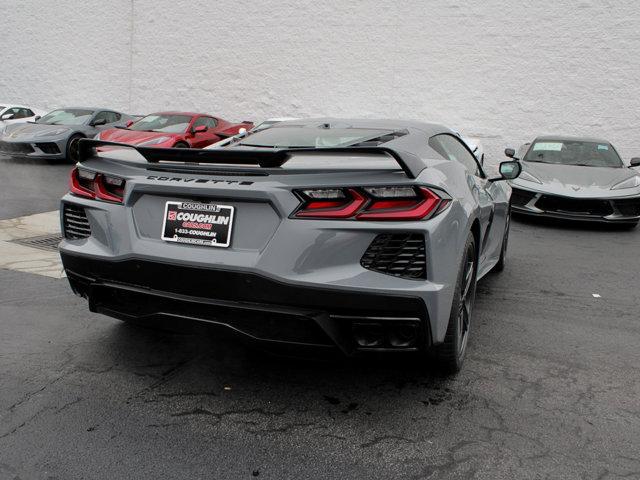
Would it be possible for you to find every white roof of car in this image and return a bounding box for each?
[0,104,31,109]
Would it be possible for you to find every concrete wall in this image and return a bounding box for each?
[2,0,639,159]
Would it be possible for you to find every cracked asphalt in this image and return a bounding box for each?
[1,155,639,479]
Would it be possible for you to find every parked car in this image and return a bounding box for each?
[0,108,132,162]
[59,118,521,374]
[0,104,45,128]
[508,135,640,227]
[205,117,299,149]
[96,112,253,149]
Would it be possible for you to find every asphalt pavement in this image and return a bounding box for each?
[0,154,639,480]
[0,156,71,220]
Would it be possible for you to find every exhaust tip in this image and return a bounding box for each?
[352,323,384,347]
[388,324,418,348]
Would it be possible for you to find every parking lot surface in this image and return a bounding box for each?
[0,155,639,480]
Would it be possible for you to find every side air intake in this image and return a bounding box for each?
[360,233,426,279]
[62,203,91,240]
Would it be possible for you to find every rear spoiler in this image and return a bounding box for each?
[78,139,425,179]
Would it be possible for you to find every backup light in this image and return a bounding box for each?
[302,188,346,199]
[293,186,450,221]
[363,186,416,198]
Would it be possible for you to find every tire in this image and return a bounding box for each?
[432,232,477,374]
[66,134,84,163]
[173,142,189,148]
[492,208,510,272]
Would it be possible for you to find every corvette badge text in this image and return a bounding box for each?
[147,175,254,186]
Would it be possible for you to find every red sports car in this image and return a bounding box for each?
[96,112,253,148]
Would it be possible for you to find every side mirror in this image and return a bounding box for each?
[34,115,41,121]
[125,119,134,128]
[630,158,640,168]
[1,113,15,120]
[504,148,516,159]
[490,160,522,182]
[92,118,107,126]
[193,125,207,134]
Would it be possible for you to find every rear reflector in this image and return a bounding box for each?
[293,186,449,221]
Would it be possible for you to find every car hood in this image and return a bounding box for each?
[513,161,640,197]
[3,122,75,139]
[101,129,180,144]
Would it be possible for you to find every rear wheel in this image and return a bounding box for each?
[173,142,189,148]
[432,232,477,374]
[66,134,84,163]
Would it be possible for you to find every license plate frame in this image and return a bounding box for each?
[161,201,234,248]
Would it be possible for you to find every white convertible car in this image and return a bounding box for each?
[0,104,45,129]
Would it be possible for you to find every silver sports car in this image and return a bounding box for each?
[0,107,133,162]
[59,119,520,373]
[508,136,640,227]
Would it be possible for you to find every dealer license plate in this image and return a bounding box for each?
[161,201,234,248]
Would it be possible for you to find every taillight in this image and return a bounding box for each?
[95,174,125,203]
[69,168,96,199]
[69,168,125,203]
[294,188,366,218]
[293,186,450,221]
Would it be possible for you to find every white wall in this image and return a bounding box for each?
[2,0,639,159]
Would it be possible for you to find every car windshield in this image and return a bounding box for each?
[38,109,94,125]
[239,126,395,148]
[524,140,623,168]
[129,114,192,133]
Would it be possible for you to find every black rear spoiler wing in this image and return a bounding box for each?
[78,139,425,179]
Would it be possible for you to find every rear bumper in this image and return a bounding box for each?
[61,252,431,355]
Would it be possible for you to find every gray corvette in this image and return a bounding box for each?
[59,119,520,373]
[0,107,133,162]
[508,136,640,226]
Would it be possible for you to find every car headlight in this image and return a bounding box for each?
[93,132,103,140]
[136,136,171,146]
[516,171,543,184]
[611,175,640,190]
[35,128,69,137]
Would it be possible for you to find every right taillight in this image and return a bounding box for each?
[293,186,450,221]
[69,167,125,204]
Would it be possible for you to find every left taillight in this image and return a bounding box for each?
[69,167,125,204]
[293,185,450,221]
